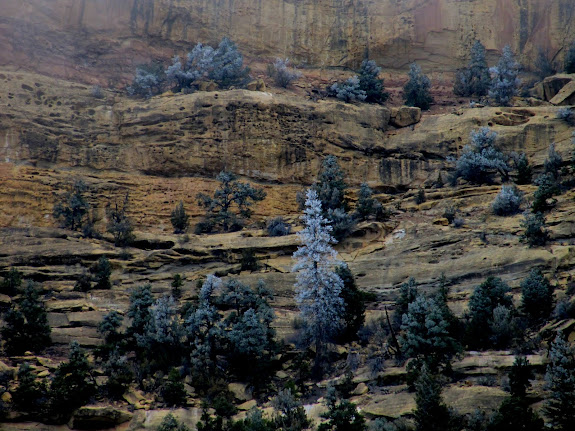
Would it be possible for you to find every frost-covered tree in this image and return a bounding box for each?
[141,296,184,351]
[196,171,266,233]
[210,37,250,88]
[521,268,553,322]
[394,277,419,329]
[185,275,224,376]
[127,284,154,340]
[293,189,344,367]
[269,58,302,88]
[127,62,166,98]
[403,63,433,110]
[1,281,51,355]
[454,127,510,184]
[492,185,523,216]
[544,332,575,430]
[489,46,520,106]
[358,60,389,104]
[454,40,490,97]
[400,295,460,371]
[467,276,513,349]
[331,76,367,103]
[53,179,90,231]
[166,43,216,91]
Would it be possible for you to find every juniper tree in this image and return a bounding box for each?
[185,275,224,379]
[107,193,135,246]
[266,216,291,236]
[210,37,250,88]
[512,152,533,185]
[490,357,544,431]
[127,284,154,340]
[454,127,510,184]
[520,211,549,247]
[97,310,124,358]
[171,201,190,234]
[318,394,366,431]
[92,256,112,290]
[403,63,433,110]
[544,332,575,430]
[292,189,344,368]
[49,341,96,423]
[454,40,491,97]
[331,76,367,103]
[128,62,166,98]
[532,173,560,213]
[166,43,215,91]
[393,277,419,330]
[534,48,555,80]
[543,143,563,181]
[196,171,266,233]
[355,183,384,221]
[335,264,366,342]
[521,268,553,323]
[491,185,523,216]
[400,295,460,371]
[269,58,301,88]
[413,364,452,431]
[53,179,90,231]
[467,277,513,349]
[0,267,22,296]
[271,388,311,431]
[358,60,389,104]
[489,46,520,106]
[1,281,51,355]
[13,362,49,417]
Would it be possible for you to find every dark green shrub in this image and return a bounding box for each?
[171,201,190,234]
[107,193,135,246]
[512,152,532,185]
[171,274,184,299]
[0,267,22,296]
[453,40,490,97]
[413,365,453,431]
[415,188,425,205]
[12,362,48,417]
[318,397,366,431]
[157,413,190,431]
[521,268,553,322]
[161,368,188,407]
[1,281,51,355]
[403,63,432,109]
[520,211,549,247]
[53,179,90,231]
[197,171,266,233]
[534,48,556,80]
[532,173,560,213]
[336,265,366,342]
[49,341,96,423]
[73,271,92,292]
[266,216,291,236]
[240,249,258,271]
[92,256,112,290]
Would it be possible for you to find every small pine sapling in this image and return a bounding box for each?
[358,59,389,104]
[403,63,433,110]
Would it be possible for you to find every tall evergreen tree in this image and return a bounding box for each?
[403,63,433,110]
[489,45,520,106]
[358,60,389,104]
[171,201,190,234]
[520,268,554,323]
[400,295,460,371]
[1,281,51,355]
[413,364,452,431]
[454,40,490,97]
[292,189,344,368]
[544,332,575,430]
[210,37,250,88]
[0,267,22,296]
[467,277,513,349]
[335,264,366,342]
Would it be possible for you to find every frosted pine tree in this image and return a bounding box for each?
[489,45,520,106]
[293,189,344,367]
[544,332,575,430]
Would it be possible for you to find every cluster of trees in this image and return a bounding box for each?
[129,38,250,98]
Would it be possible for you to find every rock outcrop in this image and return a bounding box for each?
[1,0,574,84]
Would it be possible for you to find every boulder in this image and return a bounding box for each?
[390,106,421,128]
[69,406,133,429]
[228,382,252,401]
[352,382,369,395]
[550,80,575,105]
[237,400,257,411]
[538,74,575,101]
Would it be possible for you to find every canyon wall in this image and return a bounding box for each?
[1,0,574,84]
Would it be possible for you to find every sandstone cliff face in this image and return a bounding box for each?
[1,0,574,84]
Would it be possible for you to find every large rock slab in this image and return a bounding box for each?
[69,406,132,429]
[550,80,575,105]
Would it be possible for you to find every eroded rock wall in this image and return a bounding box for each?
[1,0,574,83]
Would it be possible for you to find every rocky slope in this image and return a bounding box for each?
[1,0,575,84]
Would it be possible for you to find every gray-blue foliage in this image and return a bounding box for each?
[293,189,344,357]
[489,45,520,106]
[331,76,367,103]
[454,127,510,184]
[492,185,523,216]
